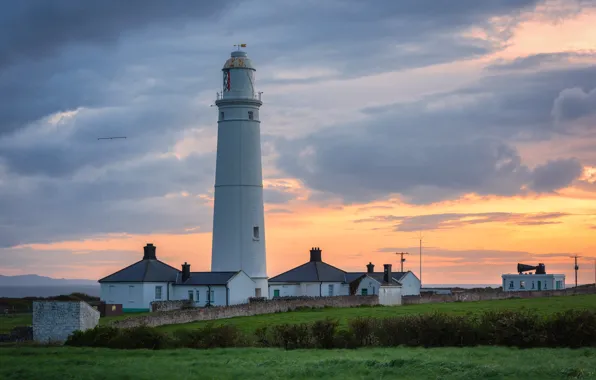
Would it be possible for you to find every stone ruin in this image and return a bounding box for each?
[32,301,100,344]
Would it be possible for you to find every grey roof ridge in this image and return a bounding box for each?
[268,261,313,282]
[98,258,181,283]
[98,259,144,283]
[314,261,321,281]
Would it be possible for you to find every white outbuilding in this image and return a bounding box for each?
[99,244,256,312]
[502,263,566,292]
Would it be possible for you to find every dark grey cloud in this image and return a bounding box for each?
[0,0,594,252]
[355,212,570,231]
[0,0,239,70]
[0,153,215,248]
[273,63,595,204]
[552,86,596,123]
[486,51,596,72]
[529,158,584,192]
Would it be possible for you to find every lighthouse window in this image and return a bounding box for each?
[248,111,254,120]
[220,112,225,120]
[253,226,260,239]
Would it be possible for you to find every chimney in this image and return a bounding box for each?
[309,247,322,262]
[383,264,392,284]
[366,262,375,274]
[143,243,157,260]
[181,262,191,282]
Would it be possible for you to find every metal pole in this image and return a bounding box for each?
[419,237,422,287]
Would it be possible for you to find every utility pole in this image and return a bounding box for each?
[570,255,581,289]
[395,252,409,272]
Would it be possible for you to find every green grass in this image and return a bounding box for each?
[2,295,595,336]
[156,294,596,333]
[0,346,594,379]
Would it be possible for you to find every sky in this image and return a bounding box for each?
[0,0,595,285]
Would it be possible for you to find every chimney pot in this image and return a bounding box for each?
[181,262,191,282]
[309,247,322,262]
[143,243,157,260]
[366,262,375,274]
[383,264,392,284]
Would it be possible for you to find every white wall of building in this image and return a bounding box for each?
[355,276,380,296]
[269,282,349,298]
[172,285,228,307]
[502,274,566,292]
[399,272,421,296]
[379,286,402,305]
[100,282,170,311]
[228,272,257,305]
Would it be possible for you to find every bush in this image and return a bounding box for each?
[310,318,339,349]
[545,309,596,348]
[477,310,546,348]
[271,323,311,349]
[108,326,173,350]
[174,324,245,349]
[65,326,120,347]
[348,317,378,347]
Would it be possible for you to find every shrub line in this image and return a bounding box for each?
[65,309,596,350]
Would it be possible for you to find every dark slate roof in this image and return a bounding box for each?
[268,261,347,283]
[98,259,180,283]
[176,272,239,286]
[346,272,406,285]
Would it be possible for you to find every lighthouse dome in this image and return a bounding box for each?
[223,50,255,70]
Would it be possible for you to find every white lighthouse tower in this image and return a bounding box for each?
[210,48,268,298]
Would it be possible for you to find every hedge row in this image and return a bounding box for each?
[65,309,596,350]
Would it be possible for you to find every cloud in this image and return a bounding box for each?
[1,0,595,253]
[0,0,239,70]
[273,64,596,204]
[355,212,570,231]
[486,51,596,72]
[552,86,596,123]
[0,153,215,247]
[529,158,584,192]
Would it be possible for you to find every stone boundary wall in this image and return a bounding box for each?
[403,286,596,305]
[32,301,100,343]
[111,295,379,328]
[151,300,192,313]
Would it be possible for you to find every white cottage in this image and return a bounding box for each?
[501,263,566,292]
[268,248,413,299]
[99,244,255,312]
[267,248,351,298]
[346,262,421,296]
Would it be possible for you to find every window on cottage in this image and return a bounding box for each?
[531,282,535,290]
[509,281,514,289]
[188,290,194,301]
[248,111,254,120]
[206,290,215,304]
[361,288,368,296]
[196,290,200,302]
[520,281,525,289]
[273,289,280,298]
[155,286,162,300]
[328,284,334,296]
[253,226,260,240]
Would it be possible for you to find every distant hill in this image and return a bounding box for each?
[0,274,97,287]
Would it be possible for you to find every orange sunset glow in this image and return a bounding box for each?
[1,1,595,287]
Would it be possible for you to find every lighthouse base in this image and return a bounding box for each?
[252,277,269,299]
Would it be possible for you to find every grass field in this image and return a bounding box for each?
[2,294,595,334]
[0,346,594,379]
[156,294,596,333]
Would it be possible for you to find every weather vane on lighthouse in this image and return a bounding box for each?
[234,43,247,51]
